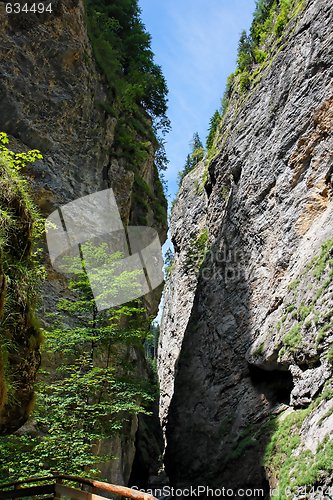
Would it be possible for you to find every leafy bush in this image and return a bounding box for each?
[239,71,251,92]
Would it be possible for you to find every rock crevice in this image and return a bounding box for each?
[159,0,333,493]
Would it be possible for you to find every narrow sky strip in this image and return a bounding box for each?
[139,0,257,199]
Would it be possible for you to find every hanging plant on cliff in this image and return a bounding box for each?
[0,133,44,432]
[0,132,43,171]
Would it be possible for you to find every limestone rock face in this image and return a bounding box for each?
[0,0,166,484]
[159,0,333,493]
[0,0,166,233]
[159,162,208,429]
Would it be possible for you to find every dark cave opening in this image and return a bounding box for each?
[248,364,294,405]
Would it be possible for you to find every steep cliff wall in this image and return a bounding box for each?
[160,0,333,495]
[0,0,166,484]
[159,162,208,429]
[0,148,42,434]
[0,0,167,236]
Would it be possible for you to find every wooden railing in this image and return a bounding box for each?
[0,474,158,500]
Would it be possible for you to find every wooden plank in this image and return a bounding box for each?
[0,474,158,500]
[0,484,54,499]
[56,476,158,500]
[55,484,107,500]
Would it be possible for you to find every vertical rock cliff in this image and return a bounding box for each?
[0,0,166,484]
[159,0,333,495]
[0,147,42,434]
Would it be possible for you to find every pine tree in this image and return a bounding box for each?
[237,30,254,72]
[206,110,221,150]
[177,133,205,186]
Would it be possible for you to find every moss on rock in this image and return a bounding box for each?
[0,136,44,434]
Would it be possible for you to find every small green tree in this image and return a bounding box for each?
[178,133,205,186]
[206,110,221,150]
[0,242,154,482]
[164,248,175,277]
[237,30,254,72]
[251,0,275,44]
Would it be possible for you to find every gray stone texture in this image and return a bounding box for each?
[159,0,333,494]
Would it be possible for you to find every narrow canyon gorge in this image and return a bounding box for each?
[0,0,332,498]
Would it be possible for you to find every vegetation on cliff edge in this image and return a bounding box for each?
[0,133,44,427]
[86,0,170,200]
[205,0,306,159]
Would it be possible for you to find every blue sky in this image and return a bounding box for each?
[139,0,256,200]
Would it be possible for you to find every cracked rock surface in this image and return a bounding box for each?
[159,0,333,493]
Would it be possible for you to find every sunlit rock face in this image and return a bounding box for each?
[159,0,333,494]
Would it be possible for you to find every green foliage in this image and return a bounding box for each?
[327,346,333,365]
[86,0,170,175]
[274,0,294,36]
[144,322,159,380]
[254,342,265,356]
[221,73,235,115]
[312,238,333,280]
[131,167,168,227]
[224,421,271,463]
[177,133,205,187]
[264,388,333,498]
[253,47,268,63]
[186,228,209,271]
[237,30,254,72]
[0,242,154,482]
[275,238,333,361]
[298,304,311,321]
[288,278,300,291]
[220,185,230,202]
[316,322,333,346]
[239,71,251,92]
[206,110,221,151]
[0,134,44,414]
[0,132,43,171]
[227,434,257,461]
[219,0,305,119]
[164,248,175,277]
[250,0,276,45]
[86,0,168,120]
[264,409,306,498]
[282,323,301,350]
